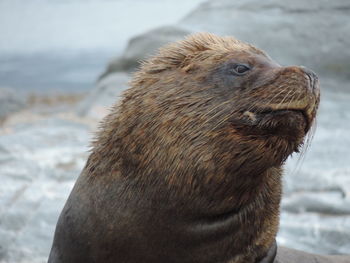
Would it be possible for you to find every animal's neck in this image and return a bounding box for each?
[184,166,283,217]
[85,150,283,263]
[187,168,282,262]
[124,166,283,263]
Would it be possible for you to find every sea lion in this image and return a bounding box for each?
[48,33,321,263]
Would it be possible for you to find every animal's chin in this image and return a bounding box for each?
[256,109,309,136]
[234,109,309,140]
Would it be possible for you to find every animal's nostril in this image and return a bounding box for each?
[300,66,318,92]
[300,66,318,81]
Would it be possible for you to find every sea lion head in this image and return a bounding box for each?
[50,33,321,263]
[70,33,321,263]
[95,33,320,194]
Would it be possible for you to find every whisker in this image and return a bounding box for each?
[291,120,316,175]
[264,85,289,107]
[210,115,233,132]
[248,85,289,114]
[275,88,294,110]
[196,100,233,131]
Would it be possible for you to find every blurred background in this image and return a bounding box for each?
[0,0,349,262]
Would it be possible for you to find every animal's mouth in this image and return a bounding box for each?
[242,104,314,135]
[257,108,310,132]
[247,95,317,133]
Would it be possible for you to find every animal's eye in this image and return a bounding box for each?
[232,64,250,75]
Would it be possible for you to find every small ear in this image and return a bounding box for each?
[180,55,199,73]
[145,66,171,74]
[181,63,198,73]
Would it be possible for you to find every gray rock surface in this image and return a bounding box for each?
[77,72,130,119]
[276,246,350,263]
[102,0,350,83]
[101,26,191,76]
[179,0,350,80]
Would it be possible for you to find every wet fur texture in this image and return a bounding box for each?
[48,33,320,263]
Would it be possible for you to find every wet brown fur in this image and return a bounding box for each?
[49,33,320,263]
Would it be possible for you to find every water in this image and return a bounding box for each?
[0,52,112,94]
[0,0,204,94]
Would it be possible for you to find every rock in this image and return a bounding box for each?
[101,0,350,81]
[0,87,26,120]
[278,212,350,255]
[77,72,131,119]
[276,246,350,263]
[179,0,350,80]
[100,26,191,77]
